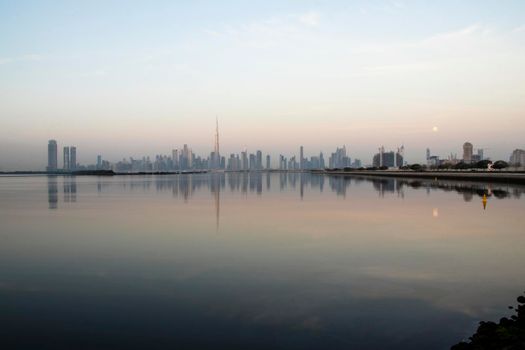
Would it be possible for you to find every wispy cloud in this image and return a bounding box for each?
[0,57,14,65]
[203,11,321,48]
[512,24,525,33]
[298,11,320,27]
[0,53,48,65]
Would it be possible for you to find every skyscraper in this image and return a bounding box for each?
[47,140,58,172]
[241,151,248,171]
[213,117,220,169]
[463,142,473,163]
[256,150,262,170]
[300,146,304,170]
[63,146,70,170]
[70,146,76,170]
[266,155,271,170]
[509,149,525,166]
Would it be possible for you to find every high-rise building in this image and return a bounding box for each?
[241,151,248,171]
[249,153,256,170]
[47,140,58,172]
[300,146,304,170]
[328,146,350,169]
[63,146,70,170]
[463,142,473,163]
[70,146,76,170]
[213,117,220,169]
[256,150,262,170]
[477,148,484,161]
[279,155,287,170]
[509,149,525,166]
[172,149,179,170]
[266,155,271,170]
[372,149,403,168]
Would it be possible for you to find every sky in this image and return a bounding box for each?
[1,0,524,170]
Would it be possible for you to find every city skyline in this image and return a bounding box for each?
[40,133,522,173]
[1,1,525,170]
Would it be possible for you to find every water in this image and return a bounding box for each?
[1,173,524,350]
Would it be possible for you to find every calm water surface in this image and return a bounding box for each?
[1,173,524,349]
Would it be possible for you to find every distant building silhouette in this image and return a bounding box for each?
[300,146,304,170]
[70,146,76,170]
[329,146,350,168]
[463,142,473,163]
[256,150,263,170]
[510,149,525,166]
[47,140,58,172]
[63,147,70,170]
[373,150,403,168]
[63,145,77,171]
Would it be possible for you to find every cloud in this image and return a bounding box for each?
[363,62,437,76]
[512,24,525,33]
[0,53,47,65]
[298,11,320,27]
[0,57,14,65]
[203,11,321,49]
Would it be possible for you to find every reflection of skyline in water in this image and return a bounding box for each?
[49,172,525,230]
[47,176,58,209]
[49,173,525,211]
[108,173,524,200]
[47,175,77,209]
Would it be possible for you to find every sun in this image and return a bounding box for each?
[432,126,439,132]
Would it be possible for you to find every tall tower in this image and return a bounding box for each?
[70,146,76,170]
[47,140,58,172]
[63,147,70,170]
[300,146,304,170]
[463,142,473,163]
[213,117,220,169]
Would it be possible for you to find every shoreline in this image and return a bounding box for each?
[322,170,525,184]
[2,169,525,184]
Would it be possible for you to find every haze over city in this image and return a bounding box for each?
[1,0,524,170]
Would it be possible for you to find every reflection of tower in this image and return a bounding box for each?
[212,174,221,232]
[63,176,77,202]
[47,176,58,209]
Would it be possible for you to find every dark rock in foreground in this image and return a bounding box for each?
[451,293,525,350]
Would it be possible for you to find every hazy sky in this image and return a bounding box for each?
[1,0,524,170]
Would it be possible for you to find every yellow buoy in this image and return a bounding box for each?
[482,194,487,210]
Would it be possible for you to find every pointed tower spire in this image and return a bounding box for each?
[215,116,219,156]
[213,116,220,169]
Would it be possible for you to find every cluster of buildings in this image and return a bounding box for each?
[46,139,77,172]
[372,146,405,168]
[101,144,218,172]
[426,142,524,168]
[328,146,362,169]
[426,142,488,167]
[45,123,524,173]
